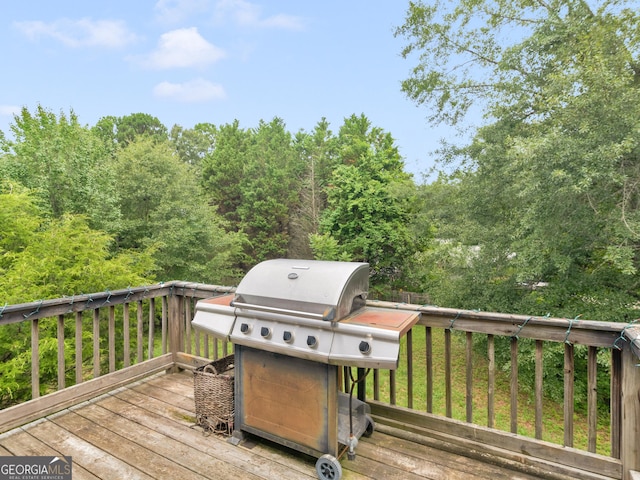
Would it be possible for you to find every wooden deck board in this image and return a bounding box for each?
[0,427,101,480]
[0,372,552,479]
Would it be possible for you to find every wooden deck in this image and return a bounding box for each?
[0,372,542,480]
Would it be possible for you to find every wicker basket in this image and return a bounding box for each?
[193,354,234,434]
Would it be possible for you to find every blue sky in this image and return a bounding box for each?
[0,1,459,180]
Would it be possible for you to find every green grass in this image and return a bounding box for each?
[362,327,612,456]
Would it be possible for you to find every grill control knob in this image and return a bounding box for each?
[260,327,271,339]
[359,341,371,355]
[240,323,250,334]
[307,335,318,348]
[283,331,293,343]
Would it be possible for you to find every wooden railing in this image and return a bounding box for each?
[0,282,639,479]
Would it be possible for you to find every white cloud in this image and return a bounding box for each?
[0,105,20,117]
[140,27,225,69]
[153,78,226,102]
[14,18,138,48]
[214,0,304,30]
[154,0,211,24]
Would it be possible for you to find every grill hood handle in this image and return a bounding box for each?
[230,300,336,322]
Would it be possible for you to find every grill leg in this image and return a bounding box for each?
[228,429,245,446]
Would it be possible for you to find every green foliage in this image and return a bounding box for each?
[0,212,154,303]
[113,137,245,284]
[316,115,420,286]
[0,185,40,268]
[398,0,640,412]
[200,120,250,224]
[398,0,640,317]
[93,112,168,147]
[1,105,121,234]
[169,122,217,172]
[0,193,155,405]
[290,119,340,258]
[308,233,351,262]
[200,118,305,264]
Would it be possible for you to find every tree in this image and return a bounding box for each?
[396,1,640,319]
[0,192,156,405]
[397,2,640,411]
[200,118,306,264]
[113,137,244,283]
[1,106,121,234]
[169,122,218,172]
[314,114,419,287]
[200,120,251,224]
[0,184,39,269]
[290,119,340,258]
[93,113,168,147]
[238,118,306,262]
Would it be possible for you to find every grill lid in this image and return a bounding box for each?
[232,258,369,321]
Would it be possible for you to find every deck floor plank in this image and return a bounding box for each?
[0,372,556,480]
[21,417,155,480]
[50,410,206,480]
[98,390,316,479]
[75,401,264,480]
[0,427,100,480]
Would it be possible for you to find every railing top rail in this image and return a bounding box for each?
[2,282,638,357]
[367,299,640,357]
[0,281,235,326]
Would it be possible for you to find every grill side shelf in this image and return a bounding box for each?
[192,294,237,341]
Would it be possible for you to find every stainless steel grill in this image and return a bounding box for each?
[192,259,420,480]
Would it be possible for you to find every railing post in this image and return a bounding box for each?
[168,292,183,373]
[621,343,640,480]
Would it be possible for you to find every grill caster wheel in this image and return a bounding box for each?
[316,454,342,480]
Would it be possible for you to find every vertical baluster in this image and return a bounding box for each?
[564,343,575,447]
[587,346,597,453]
[426,326,433,413]
[136,300,143,363]
[194,326,201,358]
[108,305,115,373]
[204,333,210,358]
[123,303,130,368]
[465,331,473,423]
[162,296,168,355]
[57,314,65,389]
[185,298,192,355]
[31,318,39,399]
[407,329,413,409]
[535,340,544,440]
[93,309,100,378]
[510,337,518,434]
[75,311,83,384]
[487,334,495,428]
[148,298,155,359]
[610,348,621,458]
[444,328,452,418]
